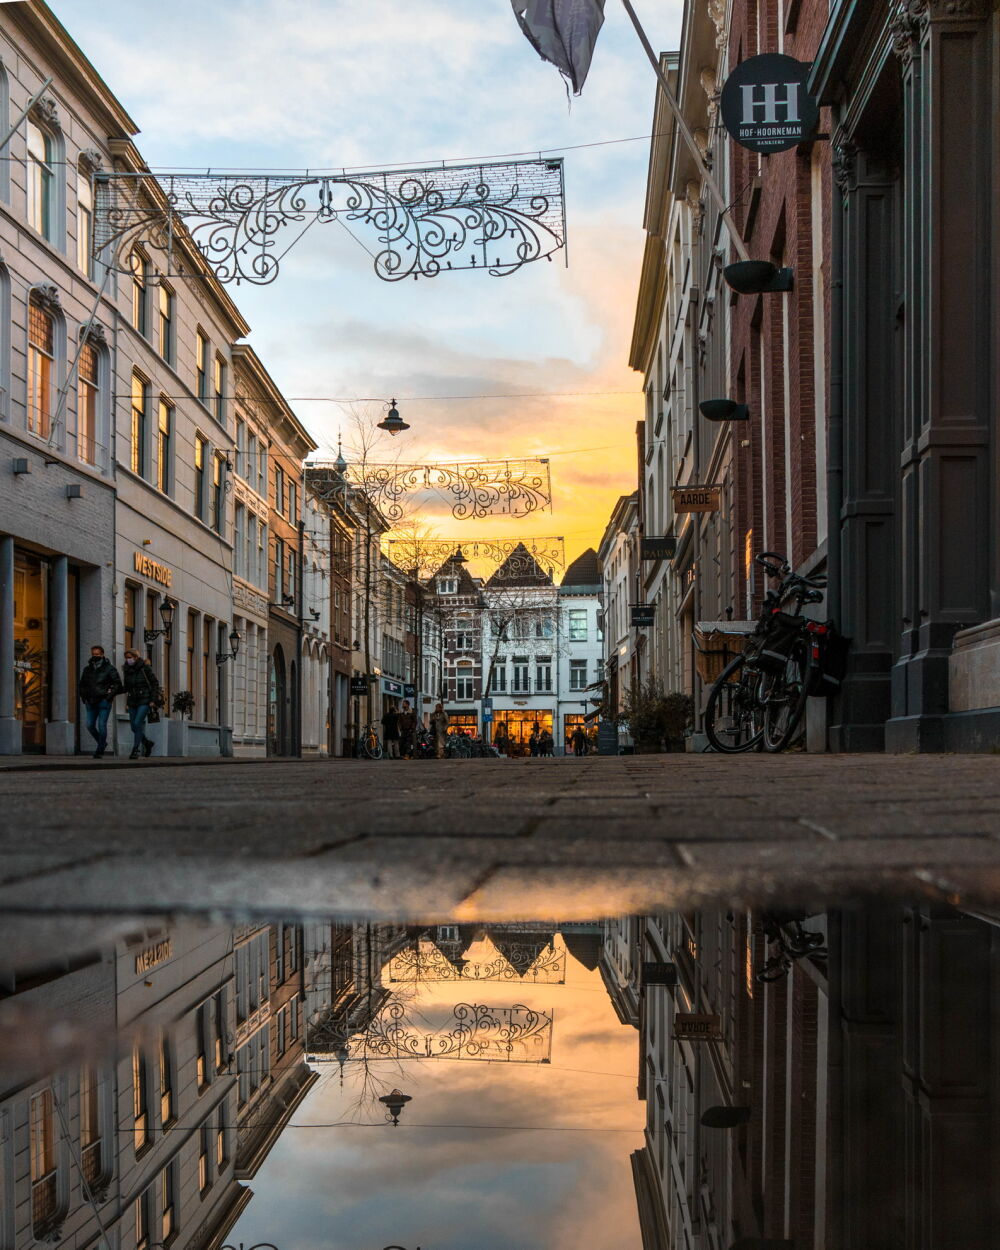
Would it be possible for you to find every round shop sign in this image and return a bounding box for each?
[720,54,819,154]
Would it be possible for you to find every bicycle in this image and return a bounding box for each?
[357,723,383,760]
[705,551,844,754]
[444,732,473,759]
[755,912,827,982]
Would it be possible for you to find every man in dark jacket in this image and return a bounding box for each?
[381,704,401,759]
[122,649,161,759]
[398,701,417,758]
[78,645,122,758]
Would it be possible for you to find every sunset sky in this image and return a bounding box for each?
[54,0,686,571]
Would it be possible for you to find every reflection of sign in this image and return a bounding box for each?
[672,485,722,513]
[631,604,656,627]
[134,937,173,975]
[642,962,678,986]
[350,676,370,696]
[641,536,677,561]
[720,54,820,154]
[133,550,173,587]
[674,1012,723,1041]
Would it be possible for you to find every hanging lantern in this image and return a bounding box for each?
[377,399,409,435]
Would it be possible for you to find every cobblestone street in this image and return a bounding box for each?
[3,755,999,934]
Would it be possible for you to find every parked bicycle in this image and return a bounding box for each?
[357,722,383,760]
[755,912,827,982]
[444,731,473,759]
[704,551,849,754]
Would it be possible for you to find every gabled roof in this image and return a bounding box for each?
[560,547,600,588]
[428,553,480,597]
[485,543,554,588]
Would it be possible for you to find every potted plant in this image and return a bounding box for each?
[619,679,693,753]
[172,690,195,720]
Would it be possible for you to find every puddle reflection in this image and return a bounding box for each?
[1,904,997,1249]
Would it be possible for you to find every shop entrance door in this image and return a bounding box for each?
[13,551,48,752]
[492,709,553,756]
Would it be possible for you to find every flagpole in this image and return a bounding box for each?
[619,0,751,263]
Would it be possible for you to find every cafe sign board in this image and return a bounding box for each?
[672,485,723,514]
[674,1012,723,1042]
[641,536,677,562]
[720,54,820,154]
[630,603,656,628]
[350,675,370,697]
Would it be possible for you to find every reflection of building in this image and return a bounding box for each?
[557,548,603,754]
[599,492,640,744]
[609,905,1000,1249]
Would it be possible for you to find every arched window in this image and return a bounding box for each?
[130,249,148,335]
[77,335,99,464]
[28,296,54,438]
[27,117,54,239]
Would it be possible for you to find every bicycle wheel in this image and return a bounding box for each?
[704,653,765,753]
[362,730,383,760]
[762,640,811,753]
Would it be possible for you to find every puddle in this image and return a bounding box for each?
[2,902,997,1249]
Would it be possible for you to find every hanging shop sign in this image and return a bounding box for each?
[672,485,723,514]
[631,603,656,627]
[720,54,820,154]
[674,1012,723,1042]
[133,550,174,588]
[403,684,416,700]
[381,677,404,697]
[350,676,370,697]
[642,961,678,987]
[641,536,677,561]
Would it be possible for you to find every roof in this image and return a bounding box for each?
[485,543,554,588]
[560,547,600,588]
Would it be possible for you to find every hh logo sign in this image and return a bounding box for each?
[721,54,819,154]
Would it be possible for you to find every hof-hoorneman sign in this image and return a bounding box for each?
[720,54,820,154]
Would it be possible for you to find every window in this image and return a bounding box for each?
[194,435,207,519]
[133,1044,149,1152]
[214,353,226,422]
[158,284,173,360]
[286,547,296,606]
[130,372,148,477]
[77,165,93,274]
[536,615,555,639]
[437,578,458,595]
[512,657,529,693]
[80,1068,102,1183]
[198,1121,211,1193]
[456,664,474,700]
[157,399,172,494]
[27,298,53,438]
[27,118,53,239]
[196,1002,210,1089]
[274,465,285,515]
[159,1166,175,1243]
[568,609,587,641]
[234,503,245,578]
[196,330,208,402]
[258,442,267,495]
[158,1033,174,1125]
[211,454,224,532]
[247,430,257,484]
[77,337,98,464]
[570,659,587,691]
[130,250,148,335]
[213,991,226,1072]
[216,1103,227,1168]
[135,1190,150,1250]
[257,521,267,586]
[536,658,552,692]
[288,479,297,522]
[30,1088,58,1235]
[274,536,285,600]
[236,418,246,476]
[489,664,506,693]
[124,584,138,652]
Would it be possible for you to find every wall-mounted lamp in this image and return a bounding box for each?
[216,628,241,665]
[309,608,321,621]
[143,598,175,644]
[723,260,794,295]
[281,594,295,607]
[699,399,750,422]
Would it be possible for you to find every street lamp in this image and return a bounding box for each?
[378,1089,412,1126]
[143,597,175,644]
[216,628,241,665]
[452,546,468,564]
[377,399,409,436]
[722,260,793,294]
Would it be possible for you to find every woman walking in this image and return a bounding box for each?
[430,702,449,759]
[122,649,161,759]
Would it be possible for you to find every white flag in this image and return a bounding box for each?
[511,0,607,95]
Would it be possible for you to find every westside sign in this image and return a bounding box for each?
[672,485,722,514]
[720,54,820,154]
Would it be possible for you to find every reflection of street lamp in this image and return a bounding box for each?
[378,1089,412,1126]
[335,1041,349,1085]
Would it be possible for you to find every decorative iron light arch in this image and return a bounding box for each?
[385,535,566,575]
[93,158,567,286]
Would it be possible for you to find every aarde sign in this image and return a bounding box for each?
[720,54,819,154]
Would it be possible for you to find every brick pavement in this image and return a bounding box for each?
[1,755,999,928]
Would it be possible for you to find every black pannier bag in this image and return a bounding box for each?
[754,611,805,674]
[807,622,851,696]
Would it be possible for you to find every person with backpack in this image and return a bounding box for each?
[78,644,122,758]
[122,649,161,759]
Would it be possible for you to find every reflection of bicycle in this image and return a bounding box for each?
[755,913,826,982]
[358,723,383,760]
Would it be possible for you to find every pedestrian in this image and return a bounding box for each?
[381,703,401,759]
[493,722,510,755]
[430,701,449,758]
[572,726,587,757]
[122,649,160,760]
[540,728,554,757]
[528,726,540,758]
[398,700,417,758]
[78,644,122,758]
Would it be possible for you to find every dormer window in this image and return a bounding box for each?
[437,577,458,595]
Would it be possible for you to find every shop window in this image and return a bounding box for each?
[447,712,478,734]
[202,617,212,722]
[27,117,54,240]
[123,583,138,653]
[77,337,99,464]
[27,298,54,438]
[129,249,148,336]
[145,591,157,662]
[130,372,148,478]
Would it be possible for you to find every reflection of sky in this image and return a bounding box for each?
[230,937,644,1250]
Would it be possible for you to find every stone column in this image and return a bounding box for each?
[45,554,74,753]
[0,535,18,753]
